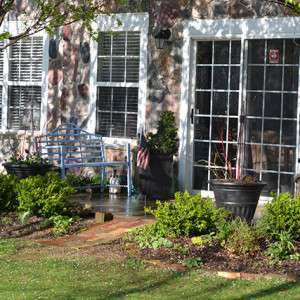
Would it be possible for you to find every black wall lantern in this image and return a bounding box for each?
[155,28,171,49]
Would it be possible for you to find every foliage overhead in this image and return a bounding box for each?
[267,0,300,13]
[0,0,135,51]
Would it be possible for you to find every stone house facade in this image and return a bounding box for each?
[0,0,299,200]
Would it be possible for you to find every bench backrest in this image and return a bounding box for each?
[35,123,105,166]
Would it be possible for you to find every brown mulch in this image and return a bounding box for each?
[1,212,300,278]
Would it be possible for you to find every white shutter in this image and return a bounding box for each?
[9,37,43,82]
[8,86,42,130]
[96,31,140,137]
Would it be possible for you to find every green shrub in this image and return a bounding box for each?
[144,191,228,237]
[262,193,300,239]
[49,215,76,236]
[0,172,19,211]
[216,218,267,257]
[17,171,76,217]
[264,231,299,261]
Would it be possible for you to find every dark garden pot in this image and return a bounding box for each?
[2,163,53,179]
[208,180,267,222]
[132,149,173,200]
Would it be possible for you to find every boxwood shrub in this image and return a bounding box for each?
[17,171,76,217]
[262,192,300,239]
[144,191,228,237]
[0,172,19,211]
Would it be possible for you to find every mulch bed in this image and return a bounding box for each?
[1,211,300,279]
[137,237,300,278]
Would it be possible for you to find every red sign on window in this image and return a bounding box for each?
[270,50,279,64]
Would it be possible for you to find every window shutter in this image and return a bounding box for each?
[96,31,140,138]
[8,86,41,130]
[9,37,43,82]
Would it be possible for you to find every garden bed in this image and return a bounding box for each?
[135,237,300,279]
[1,211,300,279]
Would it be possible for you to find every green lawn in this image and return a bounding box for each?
[0,238,299,300]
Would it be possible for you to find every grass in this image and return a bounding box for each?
[0,238,300,299]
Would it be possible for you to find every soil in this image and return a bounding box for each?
[1,211,300,278]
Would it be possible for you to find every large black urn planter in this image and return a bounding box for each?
[2,163,53,179]
[132,149,173,200]
[208,180,267,222]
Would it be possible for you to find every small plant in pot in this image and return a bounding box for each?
[133,110,179,200]
[3,149,52,179]
[208,115,266,222]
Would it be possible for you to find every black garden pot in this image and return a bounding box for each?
[208,180,267,222]
[132,149,173,200]
[3,163,53,179]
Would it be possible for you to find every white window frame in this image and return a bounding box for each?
[89,13,149,143]
[0,22,49,134]
[179,17,300,201]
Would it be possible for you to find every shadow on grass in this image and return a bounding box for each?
[233,281,300,300]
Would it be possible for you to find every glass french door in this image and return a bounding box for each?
[192,39,299,196]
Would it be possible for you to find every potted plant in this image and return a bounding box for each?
[208,115,266,222]
[132,111,179,200]
[3,149,53,179]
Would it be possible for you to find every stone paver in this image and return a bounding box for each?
[39,218,154,248]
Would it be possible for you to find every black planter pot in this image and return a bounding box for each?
[3,163,53,179]
[209,180,267,222]
[132,149,173,200]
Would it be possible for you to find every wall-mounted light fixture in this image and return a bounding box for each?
[155,28,171,49]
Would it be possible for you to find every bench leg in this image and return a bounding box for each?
[61,167,66,180]
[101,166,106,193]
[127,163,131,197]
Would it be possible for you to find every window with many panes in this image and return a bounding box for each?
[96,31,140,138]
[7,37,44,131]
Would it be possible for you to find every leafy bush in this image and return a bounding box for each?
[264,231,299,261]
[0,172,19,211]
[49,215,76,236]
[216,218,267,257]
[144,191,228,237]
[66,173,102,188]
[262,193,300,239]
[17,171,76,217]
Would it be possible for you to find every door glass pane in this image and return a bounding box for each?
[214,41,229,64]
[213,67,228,89]
[265,67,282,91]
[247,66,264,90]
[194,117,210,140]
[248,40,265,64]
[247,92,263,116]
[245,39,298,196]
[283,94,297,118]
[197,41,212,64]
[284,66,298,91]
[265,93,281,118]
[231,41,241,64]
[195,92,211,115]
[196,66,211,89]
[212,92,228,115]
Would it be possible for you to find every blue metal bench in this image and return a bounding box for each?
[34,123,131,196]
